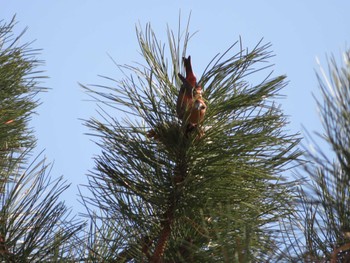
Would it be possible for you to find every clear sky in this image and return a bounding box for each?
[2,1,350,213]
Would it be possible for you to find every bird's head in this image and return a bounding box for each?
[193,84,203,99]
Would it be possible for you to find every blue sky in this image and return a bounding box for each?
[2,1,350,212]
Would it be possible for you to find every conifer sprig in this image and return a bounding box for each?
[82,20,300,262]
[0,17,83,262]
[283,51,350,262]
[1,152,81,262]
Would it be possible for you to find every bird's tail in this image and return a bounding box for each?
[183,56,196,87]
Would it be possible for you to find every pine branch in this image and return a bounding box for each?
[81,17,300,262]
[282,50,350,261]
[0,17,83,262]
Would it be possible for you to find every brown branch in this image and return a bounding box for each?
[331,242,350,263]
[150,203,175,263]
[150,161,186,262]
[0,234,9,256]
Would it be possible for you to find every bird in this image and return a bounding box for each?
[176,56,206,128]
[147,56,206,141]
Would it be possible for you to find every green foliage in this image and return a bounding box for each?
[0,152,82,262]
[0,17,83,262]
[0,17,43,154]
[82,19,300,262]
[283,51,350,262]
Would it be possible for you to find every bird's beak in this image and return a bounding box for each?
[194,101,206,111]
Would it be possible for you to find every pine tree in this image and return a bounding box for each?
[0,17,82,262]
[81,19,300,263]
[283,51,350,262]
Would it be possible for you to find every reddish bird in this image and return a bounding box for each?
[176,56,206,127]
